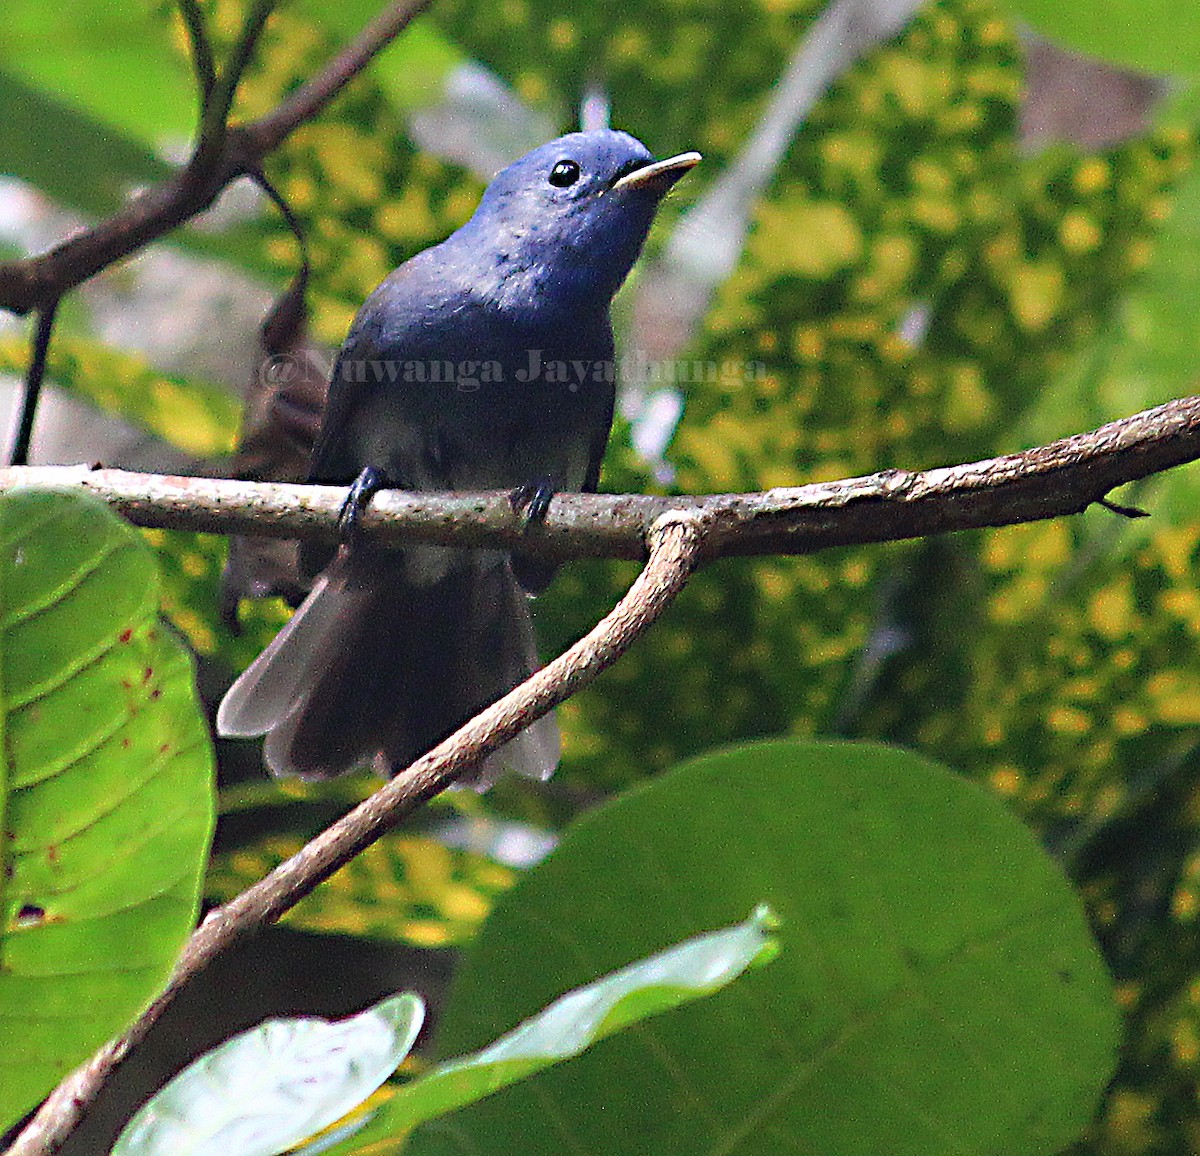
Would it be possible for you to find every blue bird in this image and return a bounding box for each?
[217,130,700,785]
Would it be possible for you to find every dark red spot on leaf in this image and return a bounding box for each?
[118,628,133,643]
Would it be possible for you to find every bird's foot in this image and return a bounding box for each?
[338,465,389,540]
[510,478,555,529]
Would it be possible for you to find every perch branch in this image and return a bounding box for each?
[0,0,434,315]
[2,514,705,1156]
[0,396,1196,560]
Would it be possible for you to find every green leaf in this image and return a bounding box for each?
[0,68,169,218]
[405,740,1118,1156]
[0,0,194,146]
[0,489,215,1131]
[1005,0,1200,75]
[326,907,777,1153]
[111,993,425,1156]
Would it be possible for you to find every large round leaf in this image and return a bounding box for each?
[0,489,215,1130]
[410,740,1118,1156]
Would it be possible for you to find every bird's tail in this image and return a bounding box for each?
[216,546,558,787]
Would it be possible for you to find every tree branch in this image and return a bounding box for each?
[0,396,1196,561]
[177,0,216,107]
[2,513,705,1156]
[194,0,281,171]
[0,0,434,315]
[244,0,438,156]
[7,300,59,466]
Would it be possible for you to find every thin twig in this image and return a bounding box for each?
[195,0,281,169]
[248,166,311,288]
[1,513,705,1156]
[177,0,216,106]
[7,300,59,466]
[244,0,437,155]
[0,0,435,315]
[0,396,1196,561]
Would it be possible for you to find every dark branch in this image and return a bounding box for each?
[195,0,281,170]
[7,301,59,466]
[1,396,1196,561]
[177,0,216,107]
[0,0,434,315]
[247,167,311,296]
[244,0,437,156]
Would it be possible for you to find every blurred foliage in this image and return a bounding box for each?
[4,0,1200,1149]
[431,0,825,164]
[206,833,514,948]
[0,69,169,220]
[142,527,286,669]
[0,335,241,458]
[0,0,194,145]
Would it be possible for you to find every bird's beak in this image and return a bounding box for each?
[611,151,702,193]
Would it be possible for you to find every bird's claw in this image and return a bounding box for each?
[339,465,389,540]
[511,479,555,529]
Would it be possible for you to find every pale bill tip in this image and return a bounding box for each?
[612,151,702,192]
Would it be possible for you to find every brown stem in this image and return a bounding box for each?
[194,0,282,172]
[244,0,437,156]
[176,0,216,106]
[1,514,704,1156]
[7,300,59,466]
[0,0,434,315]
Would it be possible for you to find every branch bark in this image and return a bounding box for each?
[0,395,1196,561]
[0,0,434,316]
[2,513,705,1156]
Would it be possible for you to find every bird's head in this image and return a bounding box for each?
[460,130,701,314]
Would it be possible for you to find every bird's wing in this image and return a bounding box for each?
[308,258,447,487]
[308,305,388,486]
[583,377,616,493]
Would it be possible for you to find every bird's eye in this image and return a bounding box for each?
[548,159,581,187]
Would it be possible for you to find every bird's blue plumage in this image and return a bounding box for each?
[218,129,699,784]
